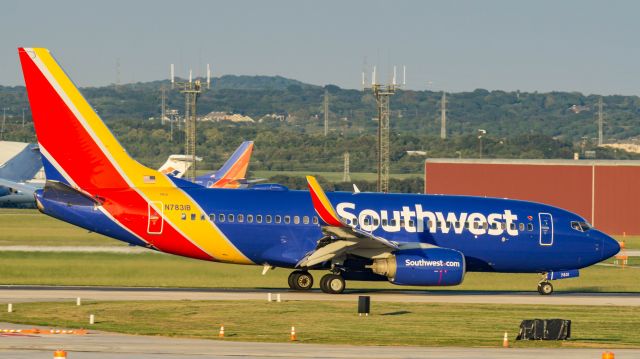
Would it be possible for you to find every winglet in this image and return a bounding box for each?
[306,176,344,227]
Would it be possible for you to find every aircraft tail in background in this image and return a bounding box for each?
[159,154,201,178]
[0,142,41,182]
[195,141,256,188]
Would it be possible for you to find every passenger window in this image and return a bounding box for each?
[219,214,225,222]
[275,215,281,224]
[374,218,380,226]
[519,223,524,231]
[363,217,370,225]
[237,214,244,223]
[510,223,516,230]
[209,214,215,222]
[491,223,498,230]
[313,216,319,224]
[382,219,388,226]
[228,214,235,222]
[408,220,414,227]
[473,222,479,229]
[256,215,262,223]
[200,214,206,221]
[247,215,253,223]
[391,219,397,226]
[266,215,272,223]
[294,216,300,224]
[181,213,186,220]
[190,213,196,221]
[500,222,506,230]
[527,223,533,231]
[445,221,451,229]
[284,216,290,224]
[303,216,309,224]
[464,222,470,229]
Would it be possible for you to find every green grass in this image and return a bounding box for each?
[0,208,121,247]
[1,300,637,348]
[613,235,640,250]
[0,252,637,292]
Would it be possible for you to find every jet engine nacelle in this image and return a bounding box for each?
[369,248,466,286]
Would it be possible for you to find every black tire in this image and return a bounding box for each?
[295,272,313,290]
[319,273,331,292]
[288,271,300,290]
[320,274,345,294]
[538,281,553,295]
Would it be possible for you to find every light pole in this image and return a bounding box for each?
[478,129,486,158]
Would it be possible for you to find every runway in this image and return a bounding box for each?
[1,286,639,306]
[0,322,637,359]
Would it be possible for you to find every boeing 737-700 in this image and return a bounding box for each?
[18,48,620,294]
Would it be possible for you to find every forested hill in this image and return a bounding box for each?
[2,77,639,143]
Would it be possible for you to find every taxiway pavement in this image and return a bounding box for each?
[0,286,638,306]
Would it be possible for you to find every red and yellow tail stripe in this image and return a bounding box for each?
[19,48,252,264]
[306,176,344,227]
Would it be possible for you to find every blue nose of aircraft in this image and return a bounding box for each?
[598,231,620,260]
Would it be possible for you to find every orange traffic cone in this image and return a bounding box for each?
[290,326,297,341]
[502,332,509,348]
[53,350,67,358]
[602,351,615,359]
[218,324,225,338]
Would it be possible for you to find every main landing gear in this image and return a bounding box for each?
[287,271,346,294]
[319,273,346,294]
[537,281,553,295]
[287,270,313,291]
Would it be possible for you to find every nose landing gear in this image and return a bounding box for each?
[537,280,553,295]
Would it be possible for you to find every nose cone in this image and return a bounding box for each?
[599,231,621,260]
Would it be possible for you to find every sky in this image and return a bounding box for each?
[1,0,639,95]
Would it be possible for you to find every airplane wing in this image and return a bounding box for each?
[298,176,398,268]
[0,178,37,195]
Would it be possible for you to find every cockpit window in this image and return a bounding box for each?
[571,221,592,232]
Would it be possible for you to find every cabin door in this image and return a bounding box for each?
[538,213,553,246]
[147,201,164,234]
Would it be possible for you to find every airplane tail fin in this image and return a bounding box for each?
[0,142,41,181]
[158,154,201,178]
[18,48,161,191]
[196,141,254,188]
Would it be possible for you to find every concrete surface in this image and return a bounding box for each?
[0,286,639,306]
[0,323,637,359]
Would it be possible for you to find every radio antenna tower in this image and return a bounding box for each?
[597,97,604,146]
[160,86,167,125]
[343,152,351,182]
[170,63,211,180]
[440,91,447,139]
[324,89,329,136]
[363,65,405,193]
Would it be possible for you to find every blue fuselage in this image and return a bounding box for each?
[37,185,620,275]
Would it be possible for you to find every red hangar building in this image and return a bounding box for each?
[424,159,640,235]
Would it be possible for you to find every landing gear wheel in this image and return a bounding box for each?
[320,274,346,294]
[537,281,553,295]
[287,271,299,289]
[288,271,313,290]
[295,272,313,290]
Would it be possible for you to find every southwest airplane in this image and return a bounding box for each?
[193,141,262,189]
[18,48,620,295]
